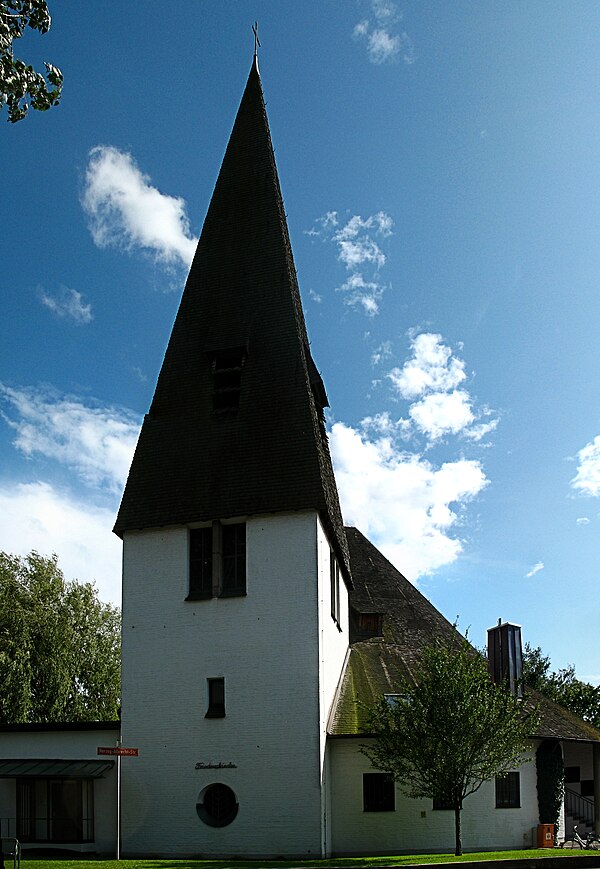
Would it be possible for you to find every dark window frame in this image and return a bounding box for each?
[210,348,247,413]
[330,550,341,629]
[363,773,395,812]
[206,677,226,718]
[495,771,520,808]
[221,523,246,597]
[187,521,246,601]
[189,526,213,599]
[564,766,580,784]
[433,793,455,811]
[196,782,238,827]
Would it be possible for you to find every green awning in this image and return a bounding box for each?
[0,759,114,778]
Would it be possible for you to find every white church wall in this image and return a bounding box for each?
[329,738,539,855]
[120,511,334,857]
[316,517,350,855]
[317,517,349,733]
[0,728,118,854]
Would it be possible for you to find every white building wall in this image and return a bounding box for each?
[316,517,350,855]
[0,728,118,854]
[121,510,344,858]
[329,738,539,855]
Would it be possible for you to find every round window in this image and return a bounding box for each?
[196,783,238,827]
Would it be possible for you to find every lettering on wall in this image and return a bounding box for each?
[194,761,238,769]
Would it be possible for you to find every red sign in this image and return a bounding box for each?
[97,747,139,757]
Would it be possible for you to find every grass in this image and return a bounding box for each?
[16,851,600,869]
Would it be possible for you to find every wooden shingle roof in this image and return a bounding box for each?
[114,60,350,581]
[329,527,600,744]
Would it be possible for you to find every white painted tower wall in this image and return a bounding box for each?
[120,510,348,858]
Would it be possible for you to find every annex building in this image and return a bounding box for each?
[1,56,599,859]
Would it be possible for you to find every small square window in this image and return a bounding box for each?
[433,794,455,811]
[564,766,580,784]
[359,613,383,634]
[206,677,225,718]
[363,773,395,812]
[495,772,520,808]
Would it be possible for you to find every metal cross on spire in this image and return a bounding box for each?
[252,21,260,59]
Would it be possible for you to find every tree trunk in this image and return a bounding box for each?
[454,801,462,856]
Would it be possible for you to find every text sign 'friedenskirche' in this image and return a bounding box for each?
[97,747,139,757]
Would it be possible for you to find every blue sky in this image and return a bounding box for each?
[2,1,600,681]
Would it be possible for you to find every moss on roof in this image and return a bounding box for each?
[329,527,600,745]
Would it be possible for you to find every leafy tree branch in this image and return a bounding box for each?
[0,0,62,122]
[0,551,120,722]
[523,642,600,727]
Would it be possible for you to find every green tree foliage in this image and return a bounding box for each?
[0,0,62,122]
[0,551,120,723]
[361,633,539,856]
[523,642,600,728]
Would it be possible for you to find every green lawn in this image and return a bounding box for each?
[16,851,600,869]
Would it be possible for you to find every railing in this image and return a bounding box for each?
[1,837,21,869]
[565,787,595,827]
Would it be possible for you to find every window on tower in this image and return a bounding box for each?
[330,550,341,629]
[206,677,225,718]
[187,521,246,600]
[210,347,247,412]
[189,527,213,598]
[221,523,246,597]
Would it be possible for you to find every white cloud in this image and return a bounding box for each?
[371,340,393,366]
[0,481,121,603]
[82,145,197,268]
[525,561,544,578]
[353,1,415,65]
[462,418,499,442]
[334,212,393,241]
[371,0,397,23]
[337,273,385,316]
[388,332,466,399]
[308,210,393,316]
[577,517,590,526]
[337,237,386,270]
[330,421,488,579]
[367,29,401,64]
[0,384,140,493]
[571,435,600,497]
[353,20,370,39]
[385,333,497,445]
[409,390,474,441]
[39,286,93,324]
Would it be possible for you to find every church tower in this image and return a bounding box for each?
[114,57,351,858]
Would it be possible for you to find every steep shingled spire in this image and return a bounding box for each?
[114,60,351,582]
